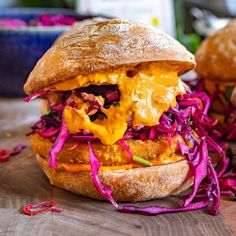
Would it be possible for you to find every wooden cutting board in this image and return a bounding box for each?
[0,98,235,236]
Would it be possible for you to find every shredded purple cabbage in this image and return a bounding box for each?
[0,14,76,29]
[10,144,27,156]
[207,161,221,214]
[38,14,76,26]
[0,144,27,163]
[217,153,230,178]
[38,126,61,138]
[88,142,119,208]
[183,140,208,207]
[120,201,209,215]
[218,155,236,200]
[0,18,27,28]
[24,91,46,103]
[119,139,133,158]
[186,77,236,141]
[49,117,69,168]
[220,178,236,191]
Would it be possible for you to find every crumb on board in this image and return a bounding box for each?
[26,152,33,159]
[4,132,12,138]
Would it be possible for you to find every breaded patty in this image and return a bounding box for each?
[30,133,184,166]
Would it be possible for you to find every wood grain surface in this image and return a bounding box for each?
[0,98,235,236]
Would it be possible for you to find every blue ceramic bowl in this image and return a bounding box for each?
[0,8,101,97]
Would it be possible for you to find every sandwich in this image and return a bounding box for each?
[24,19,224,215]
[195,20,236,141]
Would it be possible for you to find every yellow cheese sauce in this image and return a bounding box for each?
[56,154,185,173]
[47,63,186,145]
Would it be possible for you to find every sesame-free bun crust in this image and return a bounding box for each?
[195,20,236,81]
[24,19,195,95]
[36,154,192,201]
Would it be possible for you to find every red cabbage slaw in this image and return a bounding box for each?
[49,117,69,168]
[24,91,47,103]
[23,200,61,216]
[0,14,76,29]
[88,142,119,208]
[186,77,236,141]
[121,201,209,215]
[0,18,27,28]
[0,144,27,163]
[36,14,76,26]
[25,89,235,215]
[218,150,236,198]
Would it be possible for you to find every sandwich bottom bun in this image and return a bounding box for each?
[36,154,193,202]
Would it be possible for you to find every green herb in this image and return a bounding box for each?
[97,113,107,120]
[133,155,152,166]
[113,101,120,107]
[225,86,235,101]
[232,194,236,201]
[188,117,193,125]
[230,187,236,201]
[166,112,173,119]
[44,110,52,116]
[104,102,120,109]
[218,94,229,106]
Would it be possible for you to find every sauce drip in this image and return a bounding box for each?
[48,63,186,145]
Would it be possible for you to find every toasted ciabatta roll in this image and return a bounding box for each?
[195,20,236,141]
[195,20,236,81]
[24,19,194,95]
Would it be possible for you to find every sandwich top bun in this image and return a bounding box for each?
[195,20,236,81]
[24,19,195,95]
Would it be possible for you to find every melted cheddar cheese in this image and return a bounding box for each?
[47,63,186,145]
